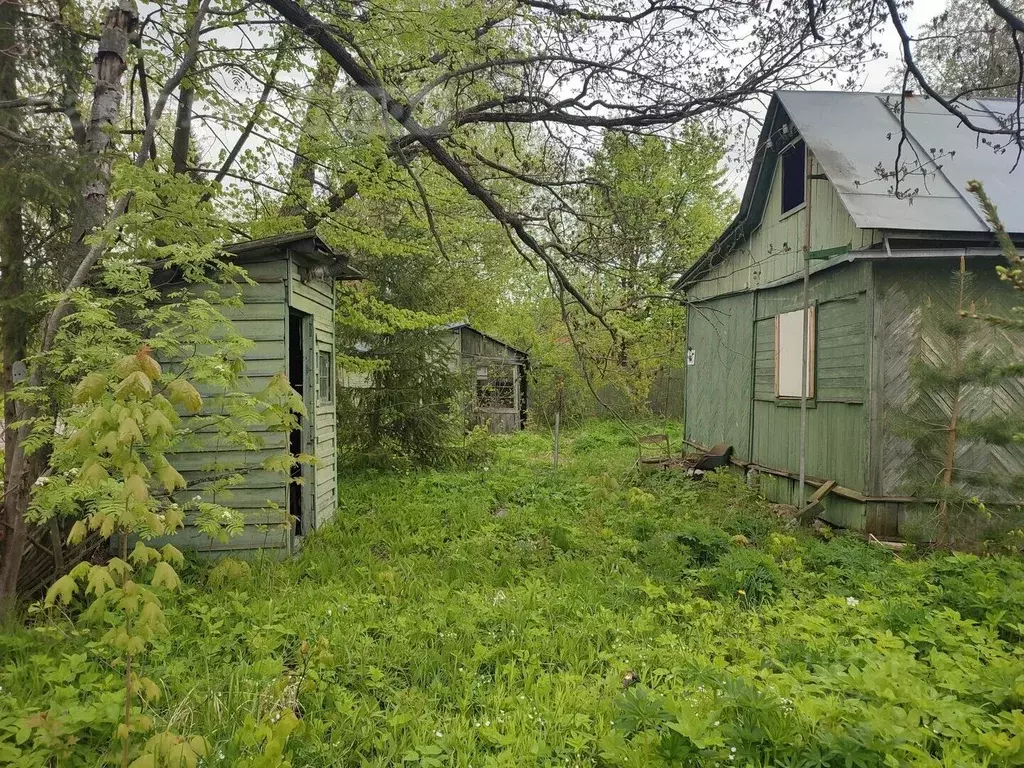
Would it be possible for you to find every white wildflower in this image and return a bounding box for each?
[846,596,860,607]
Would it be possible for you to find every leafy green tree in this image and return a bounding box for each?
[489,129,734,420]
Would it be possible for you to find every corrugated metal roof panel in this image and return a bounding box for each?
[777,90,1022,234]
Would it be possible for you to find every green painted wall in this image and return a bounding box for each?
[750,262,871,493]
[159,249,341,556]
[876,258,1024,503]
[288,257,338,529]
[689,149,880,301]
[684,292,754,460]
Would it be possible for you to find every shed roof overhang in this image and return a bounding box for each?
[225,230,363,280]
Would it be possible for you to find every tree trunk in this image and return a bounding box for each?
[170,0,198,176]
[936,258,969,546]
[0,0,30,617]
[69,0,138,262]
[280,50,340,226]
[0,1,138,614]
[171,85,195,174]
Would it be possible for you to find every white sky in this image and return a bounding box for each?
[717,0,949,190]
[858,0,947,90]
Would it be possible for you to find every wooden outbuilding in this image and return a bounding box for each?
[442,322,528,433]
[167,231,359,555]
[674,91,1024,537]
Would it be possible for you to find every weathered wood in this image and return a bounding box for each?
[689,150,878,301]
[685,292,755,460]
[878,259,1024,501]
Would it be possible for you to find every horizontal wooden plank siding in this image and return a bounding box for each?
[158,258,292,555]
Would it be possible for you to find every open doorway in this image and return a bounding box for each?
[288,309,310,537]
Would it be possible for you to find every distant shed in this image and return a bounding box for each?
[443,322,528,433]
[166,231,359,555]
[674,91,1024,538]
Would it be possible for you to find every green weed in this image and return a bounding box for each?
[2,420,1024,767]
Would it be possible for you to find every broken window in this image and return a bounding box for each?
[775,307,815,399]
[476,364,516,409]
[781,139,806,215]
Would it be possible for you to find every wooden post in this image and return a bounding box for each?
[553,376,563,469]
[798,149,813,508]
[49,518,65,574]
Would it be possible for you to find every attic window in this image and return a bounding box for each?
[781,140,806,215]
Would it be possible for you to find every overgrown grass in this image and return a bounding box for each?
[3,420,1024,766]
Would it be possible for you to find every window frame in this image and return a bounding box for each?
[774,306,816,400]
[780,139,807,217]
[317,349,334,404]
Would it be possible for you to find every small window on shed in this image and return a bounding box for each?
[476,364,516,410]
[781,140,806,215]
[775,307,815,399]
[318,350,333,404]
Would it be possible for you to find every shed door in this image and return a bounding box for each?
[312,324,337,524]
[288,309,316,538]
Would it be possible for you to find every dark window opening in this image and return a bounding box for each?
[781,139,806,215]
[318,350,333,404]
[475,364,516,410]
[288,310,307,536]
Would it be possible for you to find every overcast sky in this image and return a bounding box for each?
[860,0,945,90]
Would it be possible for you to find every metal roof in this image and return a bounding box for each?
[675,90,1023,290]
[778,91,1023,233]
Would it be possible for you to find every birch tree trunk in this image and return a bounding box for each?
[0,0,138,615]
[68,0,138,262]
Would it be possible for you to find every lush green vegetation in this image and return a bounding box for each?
[3,421,1024,767]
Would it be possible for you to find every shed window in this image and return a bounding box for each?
[781,140,806,214]
[775,307,815,398]
[318,350,333,403]
[476,364,516,410]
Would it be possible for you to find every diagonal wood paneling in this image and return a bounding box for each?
[880,261,1024,499]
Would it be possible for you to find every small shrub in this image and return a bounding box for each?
[675,523,731,567]
[709,549,783,607]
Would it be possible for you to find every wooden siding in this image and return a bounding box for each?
[288,258,338,528]
[877,258,1024,499]
[165,257,293,554]
[684,292,755,460]
[459,327,527,434]
[689,150,879,301]
[749,263,870,494]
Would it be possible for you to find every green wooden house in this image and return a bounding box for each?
[167,231,359,555]
[674,91,1024,537]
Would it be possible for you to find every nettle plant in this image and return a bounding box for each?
[20,214,307,765]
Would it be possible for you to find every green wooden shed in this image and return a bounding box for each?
[166,231,359,555]
[675,91,1024,537]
